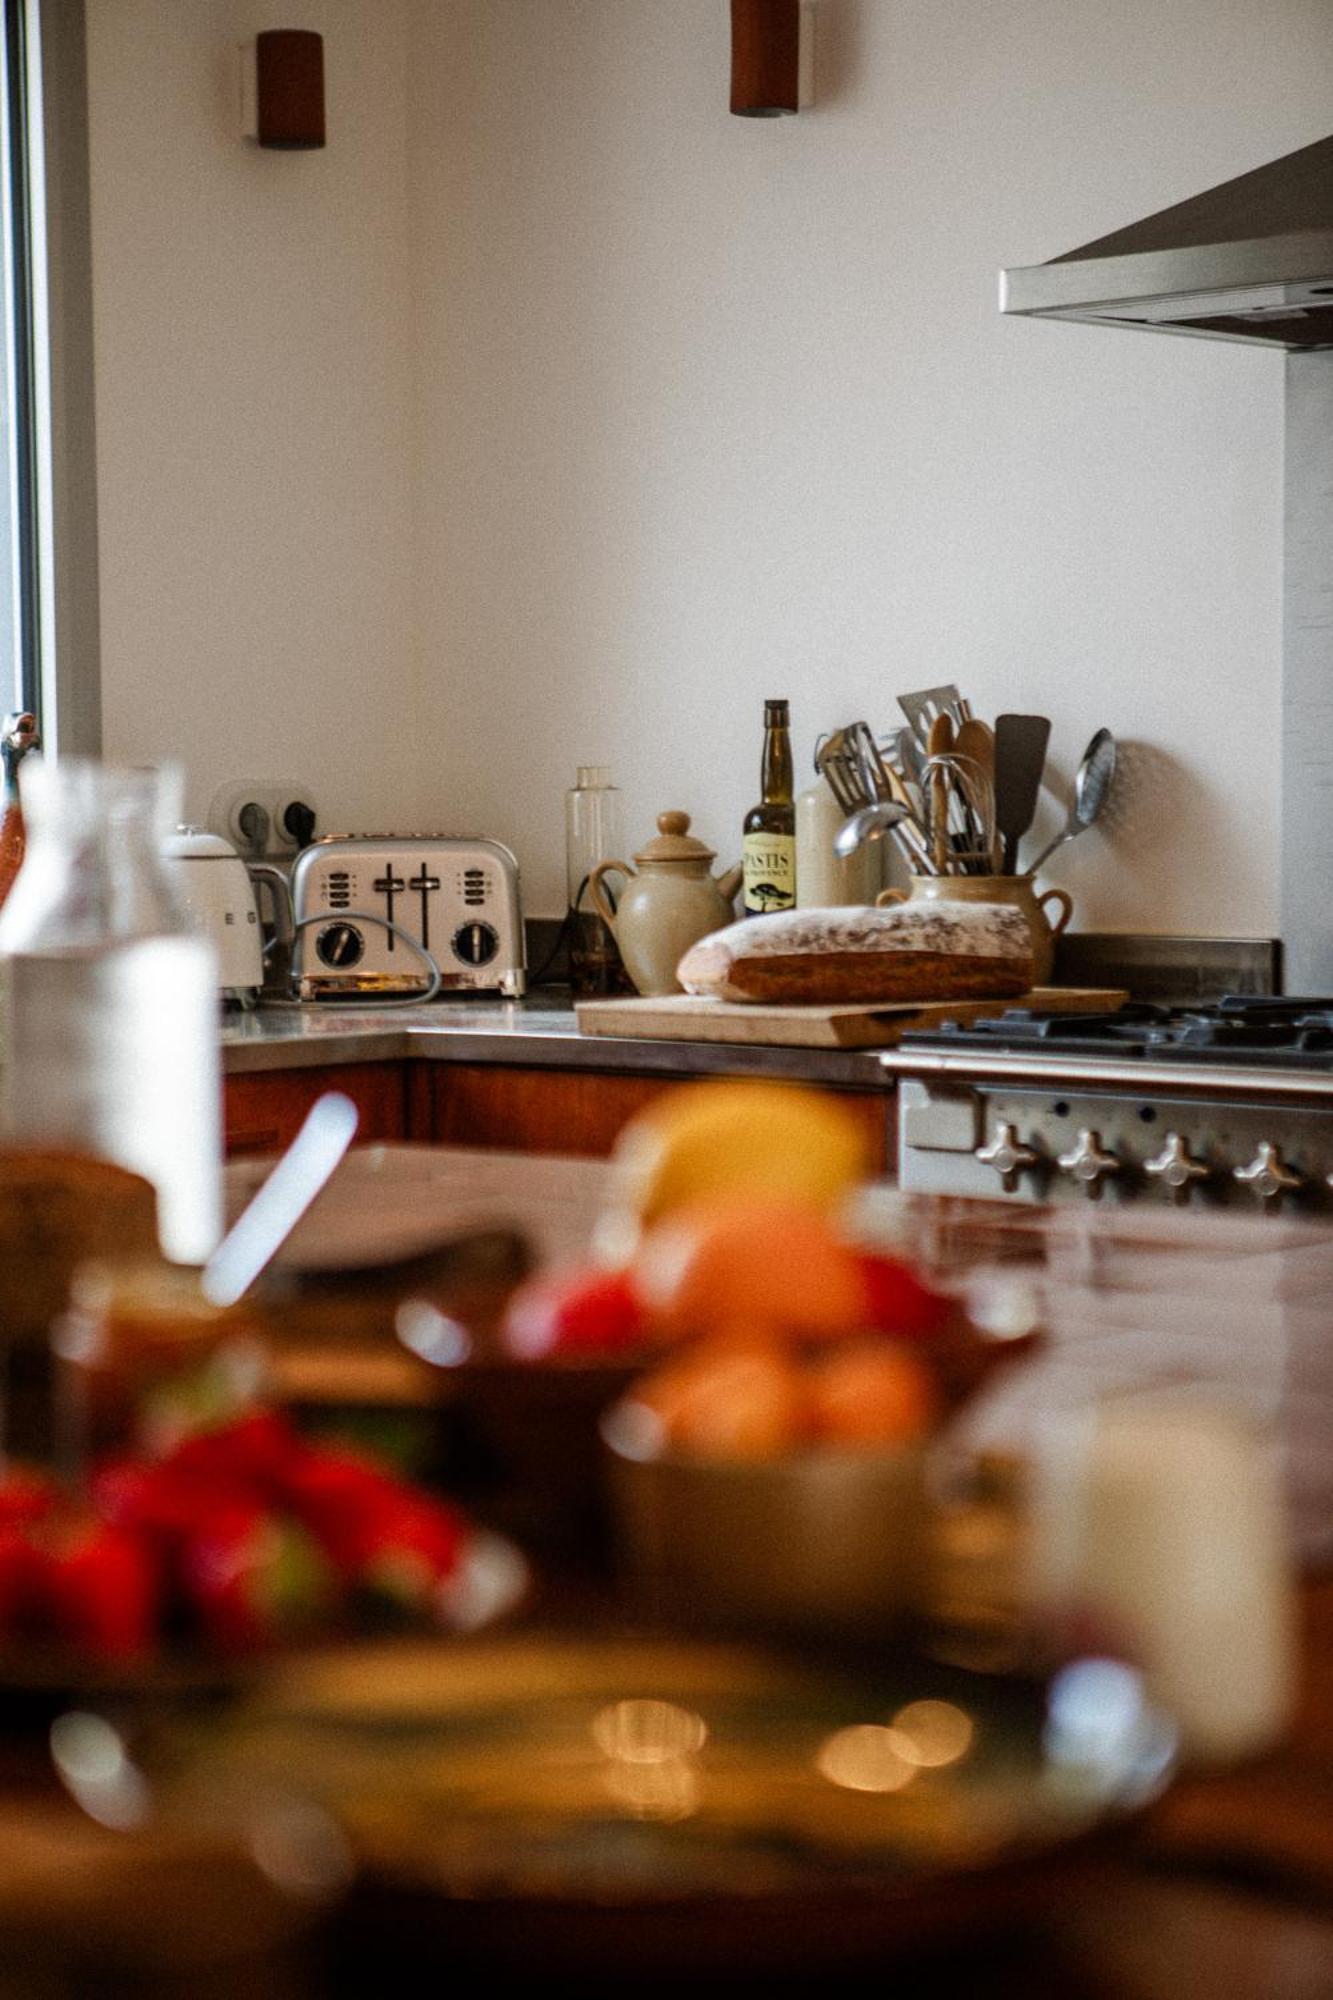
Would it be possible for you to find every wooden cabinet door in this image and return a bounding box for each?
[224,1062,411,1157]
[421,1064,891,1169]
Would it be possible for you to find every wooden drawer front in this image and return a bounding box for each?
[423,1064,891,1169]
[224,1063,410,1157]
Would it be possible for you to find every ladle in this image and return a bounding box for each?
[1025,728,1117,876]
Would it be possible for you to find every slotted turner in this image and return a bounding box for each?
[897,683,962,745]
[993,713,1051,874]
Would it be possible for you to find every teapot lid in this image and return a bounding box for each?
[634,811,716,866]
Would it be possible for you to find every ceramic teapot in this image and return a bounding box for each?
[589,812,742,996]
[877,873,1072,985]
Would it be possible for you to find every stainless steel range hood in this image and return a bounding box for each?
[1001,131,1333,348]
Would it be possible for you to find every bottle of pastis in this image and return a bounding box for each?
[742,699,796,916]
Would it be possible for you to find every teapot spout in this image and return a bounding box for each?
[717,861,744,907]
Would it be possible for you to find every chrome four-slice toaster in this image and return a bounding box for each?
[290,836,526,999]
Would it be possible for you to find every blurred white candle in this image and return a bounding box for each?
[1024,1398,1296,1764]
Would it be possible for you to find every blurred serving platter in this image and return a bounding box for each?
[148,1631,1175,1977]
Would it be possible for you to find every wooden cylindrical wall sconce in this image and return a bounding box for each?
[255,29,325,149]
[731,0,800,117]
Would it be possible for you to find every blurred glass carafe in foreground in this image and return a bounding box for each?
[0,760,222,1263]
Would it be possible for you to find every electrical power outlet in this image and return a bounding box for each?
[208,779,318,858]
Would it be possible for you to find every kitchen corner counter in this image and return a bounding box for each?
[221,994,897,1089]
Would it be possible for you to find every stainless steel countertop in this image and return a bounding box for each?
[221,993,896,1087]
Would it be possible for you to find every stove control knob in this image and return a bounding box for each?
[1057,1128,1121,1195]
[1144,1132,1211,1203]
[1234,1142,1303,1205]
[975,1123,1042,1191]
[315,921,365,968]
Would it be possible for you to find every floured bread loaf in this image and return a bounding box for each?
[678,903,1034,1005]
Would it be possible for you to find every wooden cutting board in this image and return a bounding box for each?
[575,987,1129,1051]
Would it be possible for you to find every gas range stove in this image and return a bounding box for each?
[890,996,1333,1212]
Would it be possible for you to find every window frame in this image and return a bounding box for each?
[14,0,99,756]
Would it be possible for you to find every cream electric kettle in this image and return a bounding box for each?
[163,826,269,1002]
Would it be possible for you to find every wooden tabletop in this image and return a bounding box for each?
[1,1150,1325,1994]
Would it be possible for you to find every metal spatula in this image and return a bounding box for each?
[897,683,962,745]
[993,713,1051,874]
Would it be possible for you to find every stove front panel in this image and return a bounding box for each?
[899,1077,1333,1211]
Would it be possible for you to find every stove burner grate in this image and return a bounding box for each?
[903,995,1333,1068]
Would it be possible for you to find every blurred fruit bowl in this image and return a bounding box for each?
[603,1421,929,1641]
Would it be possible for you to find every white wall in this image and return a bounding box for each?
[85,0,420,833]
[87,1,1333,932]
[406,0,1333,929]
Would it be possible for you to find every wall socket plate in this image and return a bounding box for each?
[208,778,318,859]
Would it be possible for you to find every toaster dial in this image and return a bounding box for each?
[316,921,366,969]
[452,920,499,968]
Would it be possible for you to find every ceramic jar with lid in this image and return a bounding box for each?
[589,812,742,997]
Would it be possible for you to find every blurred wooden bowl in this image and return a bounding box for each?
[604,1427,930,1640]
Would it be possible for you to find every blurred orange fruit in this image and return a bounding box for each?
[807,1342,936,1447]
[631,1342,804,1461]
[634,1197,865,1342]
[598,1081,868,1257]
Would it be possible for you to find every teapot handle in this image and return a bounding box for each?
[874,887,908,908]
[588,859,633,933]
[1036,886,1074,936]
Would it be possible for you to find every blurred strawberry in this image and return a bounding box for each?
[0,1464,56,1531]
[856,1251,951,1340]
[280,1445,409,1573]
[92,1456,248,1551]
[500,1266,646,1360]
[0,1526,39,1640]
[40,1515,159,1661]
[180,1501,337,1652]
[162,1409,301,1495]
[348,1495,468,1621]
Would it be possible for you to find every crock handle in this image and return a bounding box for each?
[1036,886,1074,936]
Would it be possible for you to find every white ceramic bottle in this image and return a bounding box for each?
[795,774,881,908]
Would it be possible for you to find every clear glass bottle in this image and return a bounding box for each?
[0,761,223,1264]
[565,765,627,997]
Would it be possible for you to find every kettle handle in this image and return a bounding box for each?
[247,862,294,943]
[587,859,633,933]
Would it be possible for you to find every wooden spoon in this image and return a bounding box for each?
[926,713,954,873]
[955,717,996,867]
